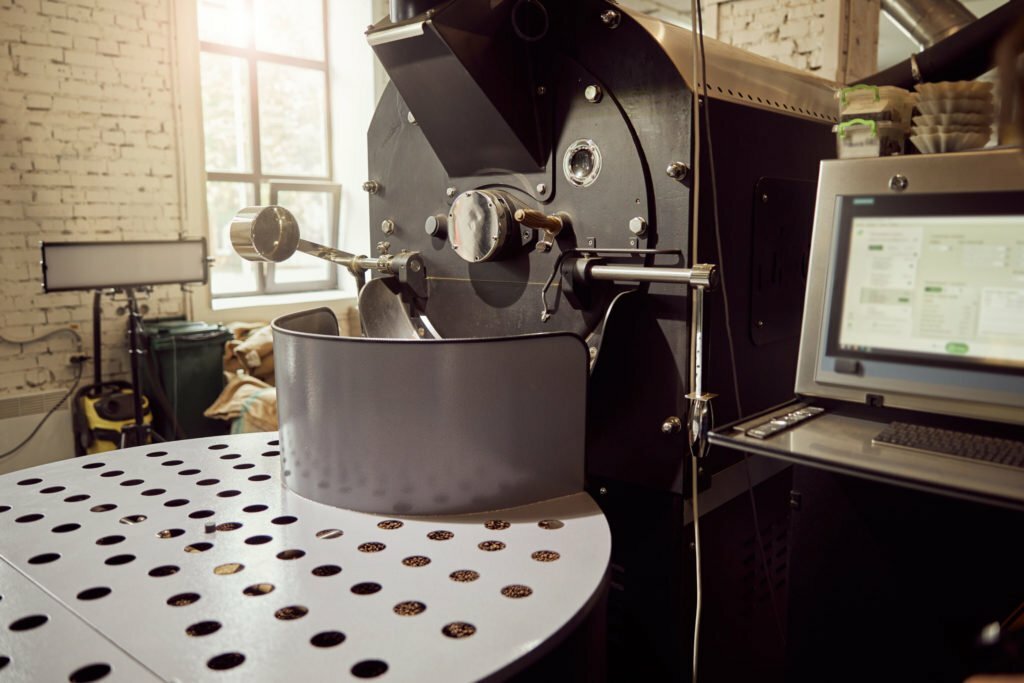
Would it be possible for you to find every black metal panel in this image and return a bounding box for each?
[786,467,1024,682]
[749,177,817,346]
[366,53,654,341]
[698,98,834,427]
[592,466,794,682]
[370,2,548,176]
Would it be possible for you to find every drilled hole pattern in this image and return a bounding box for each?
[0,432,604,682]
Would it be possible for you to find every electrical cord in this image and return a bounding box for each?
[693,0,787,651]
[0,326,82,348]
[0,361,84,460]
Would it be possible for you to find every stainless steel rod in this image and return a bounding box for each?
[588,264,695,284]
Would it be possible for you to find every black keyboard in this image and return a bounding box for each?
[873,422,1024,469]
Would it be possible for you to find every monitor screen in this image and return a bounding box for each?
[826,193,1024,375]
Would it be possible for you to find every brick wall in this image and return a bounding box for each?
[628,0,878,82]
[716,0,828,72]
[629,0,830,73]
[0,0,185,400]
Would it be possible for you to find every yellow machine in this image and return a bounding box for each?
[73,381,152,454]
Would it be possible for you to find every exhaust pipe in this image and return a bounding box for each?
[881,0,975,48]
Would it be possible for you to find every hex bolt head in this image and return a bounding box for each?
[889,173,908,192]
[536,183,547,195]
[584,84,603,103]
[600,9,620,28]
[381,219,395,235]
[666,161,689,180]
[362,180,381,194]
[445,186,457,198]
[628,216,648,237]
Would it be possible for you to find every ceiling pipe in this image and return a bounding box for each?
[862,0,1024,87]
[881,0,975,48]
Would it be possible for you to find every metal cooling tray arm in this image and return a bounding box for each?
[229,205,428,299]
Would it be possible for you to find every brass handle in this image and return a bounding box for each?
[514,209,568,253]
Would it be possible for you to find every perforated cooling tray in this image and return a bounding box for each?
[0,432,610,682]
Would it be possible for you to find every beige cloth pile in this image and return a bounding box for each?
[223,324,275,384]
[204,372,277,433]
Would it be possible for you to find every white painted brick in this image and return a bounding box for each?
[12,43,65,63]
[0,25,22,42]
[24,93,52,109]
[67,5,92,21]
[31,157,60,171]
[40,1,68,17]
[0,0,185,399]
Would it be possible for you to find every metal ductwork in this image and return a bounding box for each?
[864,0,1024,87]
[881,0,975,48]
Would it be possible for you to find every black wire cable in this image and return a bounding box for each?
[694,0,787,648]
[0,327,82,347]
[0,362,84,460]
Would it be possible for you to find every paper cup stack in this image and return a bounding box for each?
[910,81,994,154]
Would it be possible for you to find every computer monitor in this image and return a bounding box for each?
[796,150,1024,426]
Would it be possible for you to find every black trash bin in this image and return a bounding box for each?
[142,319,232,440]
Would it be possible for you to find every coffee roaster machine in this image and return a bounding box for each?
[231,0,838,678]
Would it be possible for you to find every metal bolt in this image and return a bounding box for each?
[424,214,446,237]
[417,327,426,337]
[362,180,381,194]
[628,216,647,237]
[588,346,598,359]
[381,219,395,235]
[522,229,532,240]
[628,238,638,248]
[666,161,689,180]
[536,85,547,96]
[600,9,620,28]
[584,84,603,103]
[598,486,608,496]
[761,192,769,203]
[661,416,682,434]
[376,241,390,254]
[445,186,457,198]
[409,259,422,272]
[407,110,417,125]
[889,173,908,192]
[756,319,764,328]
[586,237,596,248]
[536,183,547,195]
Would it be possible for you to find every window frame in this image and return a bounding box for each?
[198,0,337,299]
[266,181,342,294]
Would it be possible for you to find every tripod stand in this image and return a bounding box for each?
[119,287,163,448]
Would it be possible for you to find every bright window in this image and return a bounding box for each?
[197,0,340,297]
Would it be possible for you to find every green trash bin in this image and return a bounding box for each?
[142,319,233,440]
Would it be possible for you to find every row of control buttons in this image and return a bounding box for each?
[745,406,825,439]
